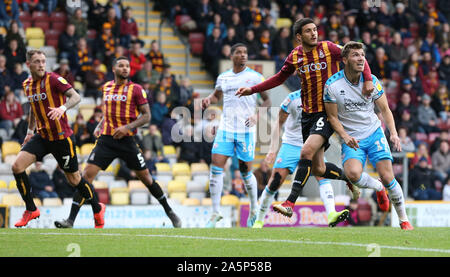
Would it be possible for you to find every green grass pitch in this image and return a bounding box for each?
[0,227,449,257]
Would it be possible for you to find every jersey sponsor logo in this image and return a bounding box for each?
[57,77,68,85]
[344,98,369,112]
[104,94,128,102]
[299,62,327,73]
[27,92,47,103]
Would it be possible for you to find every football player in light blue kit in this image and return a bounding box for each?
[201,43,271,228]
[323,41,413,230]
[252,90,351,228]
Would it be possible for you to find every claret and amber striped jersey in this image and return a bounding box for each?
[22,72,73,141]
[100,80,148,136]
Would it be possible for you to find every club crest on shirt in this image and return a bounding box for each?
[319,50,325,59]
[57,77,68,85]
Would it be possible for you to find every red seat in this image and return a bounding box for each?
[19,11,31,22]
[52,21,67,33]
[34,21,50,32]
[95,188,110,205]
[403,37,413,48]
[415,132,428,143]
[32,11,49,23]
[22,21,32,30]
[188,32,205,44]
[175,15,192,27]
[428,132,441,143]
[357,199,372,223]
[45,29,61,41]
[49,11,67,23]
[46,39,58,49]
[87,29,97,40]
[190,42,203,56]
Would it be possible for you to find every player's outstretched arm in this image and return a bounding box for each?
[375,93,402,152]
[324,102,359,150]
[113,103,151,139]
[47,88,81,121]
[236,70,292,98]
[202,89,222,109]
[265,109,289,164]
[23,106,36,146]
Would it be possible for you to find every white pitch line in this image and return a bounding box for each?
[1,231,450,254]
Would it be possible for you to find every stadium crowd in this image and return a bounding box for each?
[0,0,449,208]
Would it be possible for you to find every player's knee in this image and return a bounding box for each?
[312,164,326,177]
[300,145,315,160]
[268,172,282,191]
[345,169,362,184]
[66,172,81,186]
[11,161,24,174]
[379,172,394,186]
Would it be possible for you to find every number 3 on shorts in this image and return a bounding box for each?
[315,117,324,131]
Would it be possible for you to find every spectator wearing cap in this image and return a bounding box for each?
[84,59,106,103]
[54,59,75,87]
[146,40,165,73]
[410,156,442,200]
[69,7,89,39]
[119,7,139,48]
[417,94,441,134]
[128,40,146,78]
[438,50,450,89]
[58,23,78,67]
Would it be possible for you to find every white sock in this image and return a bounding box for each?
[257,186,276,222]
[318,179,336,215]
[242,171,258,214]
[209,166,224,215]
[385,178,409,223]
[354,172,383,191]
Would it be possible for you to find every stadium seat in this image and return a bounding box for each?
[276,18,292,29]
[169,191,187,204]
[155,163,171,176]
[3,155,17,166]
[22,21,32,29]
[49,11,67,23]
[0,180,7,192]
[175,15,192,28]
[80,143,95,158]
[97,175,115,183]
[186,180,206,194]
[9,180,17,191]
[155,175,173,184]
[87,29,97,40]
[191,163,209,176]
[1,141,21,158]
[0,27,6,36]
[95,188,110,204]
[172,163,190,176]
[192,175,209,186]
[415,132,428,143]
[28,38,45,49]
[93,181,108,189]
[428,132,441,143]
[128,180,147,191]
[1,193,23,206]
[188,32,205,44]
[190,42,203,56]
[25,27,44,40]
[52,21,67,33]
[201,197,212,206]
[188,191,206,200]
[34,21,50,32]
[168,180,187,194]
[43,198,62,206]
[174,175,191,183]
[45,39,58,50]
[357,198,372,224]
[32,11,49,23]
[110,187,129,205]
[33,198,42,206]
[44,30,61,41]
[19,11,31,22]
[130,190,149,205]
[221,194,240,206]
[182,198,200,206]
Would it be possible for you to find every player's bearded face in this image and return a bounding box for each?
[345,49,365,72]
[29,54,46,78]
[299,23,318,47]
[115,61,130,79]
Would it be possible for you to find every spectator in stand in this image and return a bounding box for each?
[392,2,410,38]
[430,130,449,155]
[53,165,75,199]
[0,54,12,99]
[104,6,121,41]
[53,59,75,87]
[29,162,59,200]
[96,22,116,70]
[206,13,227,40]
[398,126,416,153]
[5,20,25,51]
[222,27,238,48]
[388,32,409,73]
[88,0,107,32]
[261,14,277,40]
[4,38,25,73]
[342,14,360,41]
[220,44,231,60]
[258,28,272,60]
[0,0,20,28]
[119,7,139,49]
[438,50,450,89]
[410,156,442,200]
[417,94,441,134]
[412,142,433,167]
[10,62,27,94]
[146,40,165,73]
[244,29,260,60]
[405,64,424,99]
[419,51,437,82]
[371,47,391,82]
[71,113,90,147]
[159,63,180,108]
[230,170,246,199]
[178,77,194,108]
[228,11,245,42]
[432,140,450,184]
[43,0,57,16]
[397,109,419,136]
[356,0,375,31]
[177,125,200,165]
[58,23,78,68]
[69,7,88,39]
[194,0,214,33]
[325,13,346,40]
[143,149,157,176]
[105,0,124,20]
[84,59,106,103]
[375,1,392,27]
[75,37,93,82]
[422,67,440,96]
[203,26,222,78]
[360,31,376,64]
[421,36,442,66]
[272,27,293,58]
[0,90,23,138]
[142,124,168,164]
[425,3,448,27]
[128,40,146,78]
[18,0,44,13]
[134,59,160,90]
[151,91,169,128]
